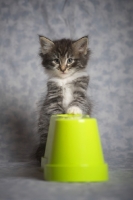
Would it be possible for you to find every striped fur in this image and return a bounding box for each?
[36,36,92,162]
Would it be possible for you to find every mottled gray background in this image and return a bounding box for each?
[0,0,133,199]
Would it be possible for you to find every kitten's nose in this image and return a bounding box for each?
[60,68,66,73]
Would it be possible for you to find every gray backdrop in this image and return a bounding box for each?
[0,0,133,169]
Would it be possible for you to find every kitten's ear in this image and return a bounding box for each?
[73,36,88,55]
[39,36,54,54]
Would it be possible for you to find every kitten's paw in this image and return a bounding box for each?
[67,106,82,115]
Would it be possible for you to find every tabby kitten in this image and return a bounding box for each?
[36,35,92,162]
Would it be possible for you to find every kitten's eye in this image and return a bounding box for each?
[54,59,60,64]
[67,58,73,64]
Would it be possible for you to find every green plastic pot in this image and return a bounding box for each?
[41,114,108,182]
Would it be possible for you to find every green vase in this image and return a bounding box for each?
[41,114,108,182]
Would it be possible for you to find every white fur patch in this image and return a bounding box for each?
[67,106,82,114]
[48,70,87,110]
[62,84,73,108]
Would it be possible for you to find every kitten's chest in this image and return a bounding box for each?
[49,72,87,109]
[62,83,73,108]
[50,77,74,109]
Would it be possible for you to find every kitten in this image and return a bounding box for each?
[36,35,92,162]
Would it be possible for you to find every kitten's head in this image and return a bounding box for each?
[39,36,91,78]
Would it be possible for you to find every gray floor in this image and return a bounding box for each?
[0,162,133,200]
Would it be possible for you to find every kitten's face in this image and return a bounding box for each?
[50,53,76,78]
[39,36,90,78]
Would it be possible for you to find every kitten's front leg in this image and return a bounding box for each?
[67,76,92,115]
